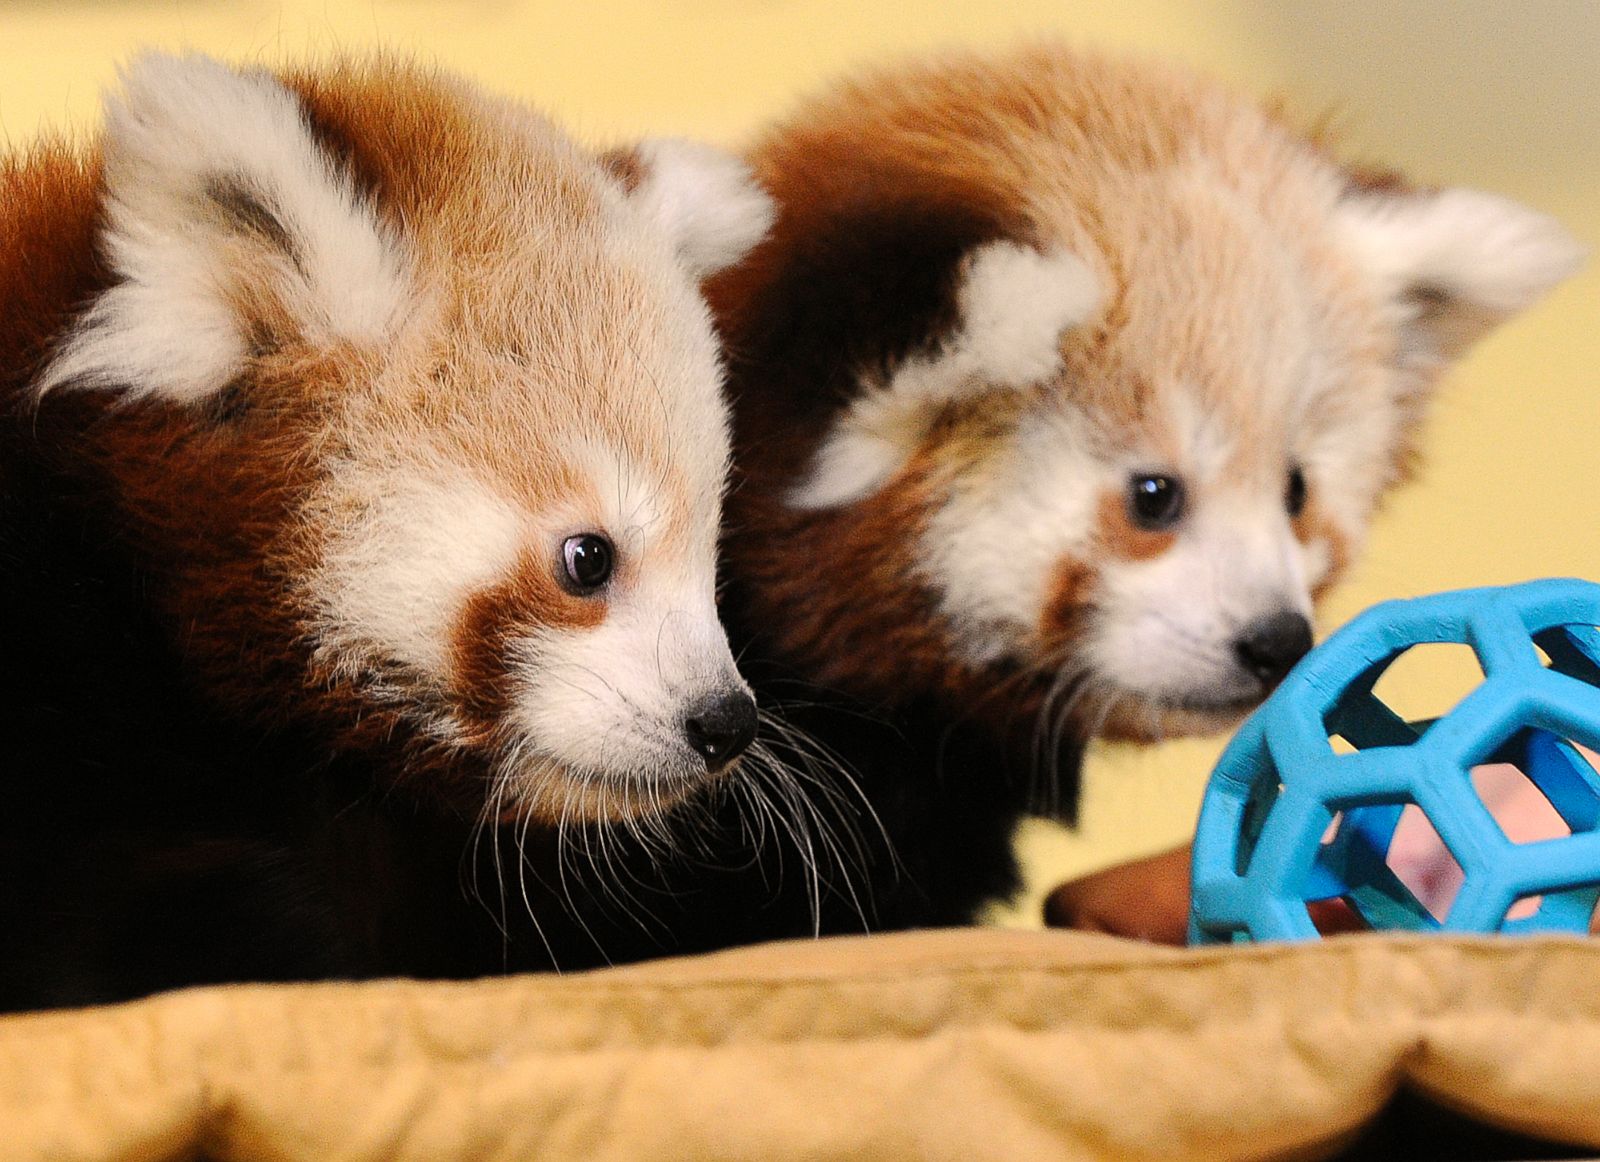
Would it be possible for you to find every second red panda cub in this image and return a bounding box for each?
[694,45,1585,930]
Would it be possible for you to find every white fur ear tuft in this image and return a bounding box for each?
[868,241,1099,412]
[39,52,410,405]
[623,139,774,278]
[787,391,926,511]
[1339,187,1585,360]
[935,241,1101,396]
[788,241,1100,511]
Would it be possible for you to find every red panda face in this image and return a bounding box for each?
[714,47,1582,750]
[29,55,773,822]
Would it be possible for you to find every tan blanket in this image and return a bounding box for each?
[4,929,1599,1161]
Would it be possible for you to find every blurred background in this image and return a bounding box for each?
[4,0,1595,924]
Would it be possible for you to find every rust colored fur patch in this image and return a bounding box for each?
[451,549,606,731]
[1094,490,1177,561]
[1039,555,1096,647]
[596,146,645,194]
[0,141,106,398]
[1293,498,1353,601]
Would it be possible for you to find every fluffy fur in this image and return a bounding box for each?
[0,53,772,1009]
[385,47,1582,967]
[682,45,1584,934]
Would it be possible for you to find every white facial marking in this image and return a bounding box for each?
[313,477,526,679]
[1302,536,1334,593]
[790,242,1100,510]
[921,406,1100,667]
[508,587,747,792]
[505,451,743,785]
[500,449,744,799]
[920,377,1332,710]
[39,52,410,405]
[1090,491,1313,707]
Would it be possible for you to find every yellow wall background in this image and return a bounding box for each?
[4,1,1596,925]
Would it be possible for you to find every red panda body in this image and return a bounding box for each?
[0,55,774,1009]
[2,46,1584,999]
[693,46,1585,930]
[388,47,1585,960]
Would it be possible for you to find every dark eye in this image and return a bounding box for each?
[1286,465,1308,519]
[1127,473,1185,531]
[561,534,613,593]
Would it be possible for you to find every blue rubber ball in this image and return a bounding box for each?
[1190,579,1600,944]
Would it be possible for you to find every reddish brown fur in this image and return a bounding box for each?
[1093,491,1178,562]
[1040,556,1096,648]
[0,142,105,393]
[1295,499,1353,603]
[1,138,327,739]
[728,454,966,706]
[452,548,607,735]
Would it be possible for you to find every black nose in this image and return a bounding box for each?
[683,690,758,772]
[1234,610,1314,686]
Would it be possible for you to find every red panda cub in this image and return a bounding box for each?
[0,53,773,1009]
[685,45,1584,933]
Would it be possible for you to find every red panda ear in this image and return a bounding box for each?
[789,240,1100,510]
[1337,186,1584,364]
[38,52,411,407]
[602,139,774,279]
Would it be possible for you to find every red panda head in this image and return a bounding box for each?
[712,46,1583,750]
[19,54,774,822]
